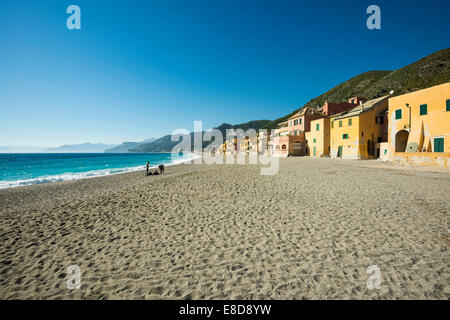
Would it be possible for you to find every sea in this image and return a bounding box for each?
[0,153,196,189]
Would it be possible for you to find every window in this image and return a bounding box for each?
[348,118,352,126]
[316,123,319,131]
[420,104,427,116]
[395,109,402,119]
[299,118,302,125]
[313,138,316,143]
[299,130,302,134]
[447,99,450,111]
[434,137,444,152]
[361,132,364,137]
[342,134,349,139]
[294,131,297,136]
[375,116,384,124]
[331,121,334,128]
[294,119,298,125]
[339,120,342,127]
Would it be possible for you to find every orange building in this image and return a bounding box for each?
[304,97,367,157]
[305,118,331,157]
[384,82,450,167]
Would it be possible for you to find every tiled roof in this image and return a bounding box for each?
[330,95,390,120]
[288,107,324,120]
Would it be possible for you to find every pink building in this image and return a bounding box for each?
[287,107,325,136]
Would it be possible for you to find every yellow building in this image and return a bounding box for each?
[386,82,450,167]
[305,118,330,157]
[330,95,390,159]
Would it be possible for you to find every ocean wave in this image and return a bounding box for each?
[0,153,198,189]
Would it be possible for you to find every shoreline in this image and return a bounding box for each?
[1,152,449,191]
[0,153,199,190]
[0,157,448,299]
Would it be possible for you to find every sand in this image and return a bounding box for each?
[0,157,448,299]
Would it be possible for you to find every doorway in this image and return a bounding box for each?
[395,130,409,152]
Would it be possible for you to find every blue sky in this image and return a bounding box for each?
[1,0,449,147]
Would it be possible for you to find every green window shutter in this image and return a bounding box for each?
[299,118,302,124]
[342,134,348,139]
[313,138,316,143]
[339,120,342,127]
[316,124,319,131]
[446,99,450,111]
[420,104,427,116]
[434,137,444,152]
[348,118,352,126]
[331,121,334,128]
[395,109,402,119]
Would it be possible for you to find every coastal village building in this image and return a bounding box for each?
[258,130,271,155]
[329,95,390,159]
[271,121,291,157]
[304,97,365,157]
[273,100,367,157]
[271,107,327,157]
[305,118,331,157]
[287,106,327,136]
[383,82,450,167]
[318,97,367,116]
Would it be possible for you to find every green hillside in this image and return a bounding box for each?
[262,48,450,129]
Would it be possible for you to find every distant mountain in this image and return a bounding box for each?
[44,143,117,153]
[0,146,46,153]
[262,48,450,129]
[104,138,156,153]
[130,120,271,153]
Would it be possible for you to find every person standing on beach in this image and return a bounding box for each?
[146,162,150,175]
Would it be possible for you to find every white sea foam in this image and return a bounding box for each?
[0,153,198,189]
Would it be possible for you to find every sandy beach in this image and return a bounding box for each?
[0,157,448,299]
